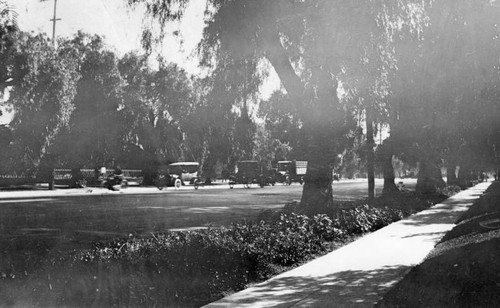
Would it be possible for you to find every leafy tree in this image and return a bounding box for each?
[7,32,80,175]
[118,52,193,182]
[53,32,125,169]
[0,0,18,94]
[128,0,436,209]
[182,56,264,177]
[0,1,17,173]
[256,91,300,162]
[389,0,500,192]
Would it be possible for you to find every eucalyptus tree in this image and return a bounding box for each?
[128,0,435,209]
[118,52,193,182]
[52,32,126,169]
[0,0,18,94]
[336,2,416,197]
[0,0,18,173]
[256,91,300,161]
[389,0,500,192]
[443,0,500,184]
[6,32,80,175]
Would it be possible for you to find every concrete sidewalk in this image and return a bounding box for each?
[204,181,492,307]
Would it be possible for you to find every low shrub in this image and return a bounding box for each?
[334,205,405,234]
[436,185,462,197]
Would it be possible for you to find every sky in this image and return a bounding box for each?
[9,0,207,74]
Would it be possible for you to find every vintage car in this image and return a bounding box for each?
[229,160,268,188]
[276,160,307,185]
[154,162,200,190]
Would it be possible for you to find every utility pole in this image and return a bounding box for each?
[50,0,61,47]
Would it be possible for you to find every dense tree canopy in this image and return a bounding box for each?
[127,0,438,208]
[7,32,80,174]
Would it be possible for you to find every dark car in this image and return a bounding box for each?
[229,160,267,188]
[277,160,307,185]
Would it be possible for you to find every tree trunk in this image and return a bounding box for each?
[299,121,336,214]
[382,153,399,195]
[380,141,399,195]
[265,35,340,212]
[457,164,474,188]
[141,144,159,185]
[366,107,375,199]
[415,160,446,194]
[199,128,211,179]
[446,163,459,186]
[300,165,334,213]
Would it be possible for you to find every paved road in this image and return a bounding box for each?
[0,179,416,250]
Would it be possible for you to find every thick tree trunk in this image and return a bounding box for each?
[366,107,375,199]
[299,118,337,213]
[457,164,474,188]
[265,36,340,212]
[141,145,159,185]
[300,165,334,213]
[415,160,446,194]
[379,140,399,195]
[382,153,399,195]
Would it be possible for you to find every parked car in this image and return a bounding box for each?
[276,160,307,185]
[154,162,200,190]
[229,160,267,188]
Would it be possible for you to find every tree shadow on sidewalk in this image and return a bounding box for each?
[211,265,412,307]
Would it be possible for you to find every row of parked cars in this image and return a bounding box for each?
[49,160,309,191]
[151,160,308,190]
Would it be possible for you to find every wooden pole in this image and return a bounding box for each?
[50,0,61,47]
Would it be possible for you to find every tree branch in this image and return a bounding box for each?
[263,31,305,100]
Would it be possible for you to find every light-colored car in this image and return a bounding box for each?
[155,162,200,190]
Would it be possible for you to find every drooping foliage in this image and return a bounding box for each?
[127,0,437,207]
[0,0,18,94]
[389,0,500,191]
[7,32,80,174]
[118,52,194,182]
[50,32,125,169]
